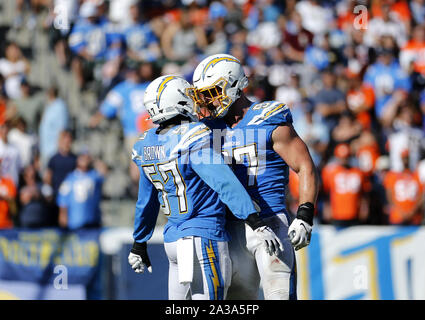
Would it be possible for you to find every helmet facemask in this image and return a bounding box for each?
[190,77,233,119]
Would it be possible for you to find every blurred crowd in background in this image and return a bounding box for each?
[0,0,424,230]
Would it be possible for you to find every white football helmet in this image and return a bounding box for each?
[192,54,248,118]
[143,75,198,124]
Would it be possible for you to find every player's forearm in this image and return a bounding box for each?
[297,160,319,206]
[193,162,258,219]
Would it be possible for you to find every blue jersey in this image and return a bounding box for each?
[203,101,293,218]
[122,22,159,62]
[68,19,122,60]
[100,80,150,136]
[131,122,257,243]
[363,61,411,118]
[305,45,330,71]
[57,169,104,230]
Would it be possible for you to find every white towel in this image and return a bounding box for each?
[176,236,194,284]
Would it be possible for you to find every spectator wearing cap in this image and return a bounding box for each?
[38,86,69,167]
[0,151,17,229]
[383,149,424,225]
[57,150,107,230]
[321,143,370,227]
[363,46,411,127]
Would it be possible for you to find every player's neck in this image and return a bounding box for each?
[223,95,252,128]
[156,115,193,133]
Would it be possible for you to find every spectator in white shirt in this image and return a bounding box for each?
[7,117,37,168]
[0,43,30,100]
[0,122,22,185]
[364,4,408,49]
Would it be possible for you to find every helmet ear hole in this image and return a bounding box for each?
[144,75,197,124]
[239,76,248,90]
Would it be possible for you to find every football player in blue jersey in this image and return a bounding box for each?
[128,75,282,300]
[191,54,320,300]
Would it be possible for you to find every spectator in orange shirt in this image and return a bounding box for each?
[322,143,370,227]
[400,25,425,75]
[0,152,17,228]
[346,72,375,130]
[371,0,411,21]
[353,130,381,177]
[384,149,424,225]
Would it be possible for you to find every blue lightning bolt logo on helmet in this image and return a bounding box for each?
[191,54,249,118]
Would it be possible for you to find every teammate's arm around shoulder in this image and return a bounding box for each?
[191,139,283,256]
[272,124,320,250]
